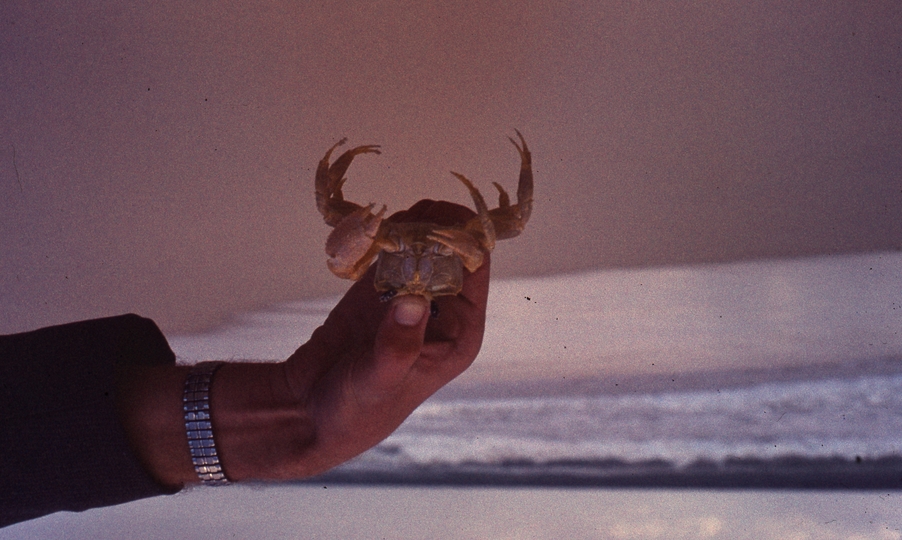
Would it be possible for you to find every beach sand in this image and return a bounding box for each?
[4,486,900,540]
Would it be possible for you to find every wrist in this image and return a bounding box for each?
[183,362,230,485]
[117,361,316,487]
[208,362,316,480]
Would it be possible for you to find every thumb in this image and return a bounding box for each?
[365,295,429,394]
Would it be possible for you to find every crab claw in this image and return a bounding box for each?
[316,138,382,227]
[325,203,387,280]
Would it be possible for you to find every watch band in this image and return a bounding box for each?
[183,361,230,486]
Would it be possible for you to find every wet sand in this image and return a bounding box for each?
[310,454,902,491]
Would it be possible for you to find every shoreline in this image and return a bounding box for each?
[306,454,902,490]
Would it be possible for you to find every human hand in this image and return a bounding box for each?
[214,200,490,480]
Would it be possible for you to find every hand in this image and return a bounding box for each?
[122,200,491,484]
[281,199,489,476]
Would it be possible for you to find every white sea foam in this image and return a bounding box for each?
[338,373,902,470]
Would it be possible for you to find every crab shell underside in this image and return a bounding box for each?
[315,131,533,301]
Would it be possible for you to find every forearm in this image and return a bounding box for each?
[116,364,194,487]
[1,315,181,528]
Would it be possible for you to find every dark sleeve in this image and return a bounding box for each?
[0,314,181,528]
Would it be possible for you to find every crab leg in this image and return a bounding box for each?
[450,172,497,251]
[511,130,533,224]
[315,138,390,280]
[315,138,382,227]
[428,227,486,272]
[486,130,532,240]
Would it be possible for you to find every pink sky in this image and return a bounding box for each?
[1,1,900,333]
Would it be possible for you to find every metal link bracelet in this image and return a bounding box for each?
[183,361,230,486]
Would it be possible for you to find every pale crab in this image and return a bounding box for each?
[315,131,533,305]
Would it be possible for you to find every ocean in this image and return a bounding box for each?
[318,368,902,488]
[170,251,902,489]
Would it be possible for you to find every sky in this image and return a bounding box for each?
[1,1,900,334]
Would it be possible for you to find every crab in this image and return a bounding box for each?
[315,131,533,303]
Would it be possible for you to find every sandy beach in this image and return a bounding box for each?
[4,486,900,540]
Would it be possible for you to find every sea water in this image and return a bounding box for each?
[331,370,902,485]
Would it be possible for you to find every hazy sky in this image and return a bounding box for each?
[2,1,900,333]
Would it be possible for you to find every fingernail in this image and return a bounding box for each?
[393,296,427,326]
